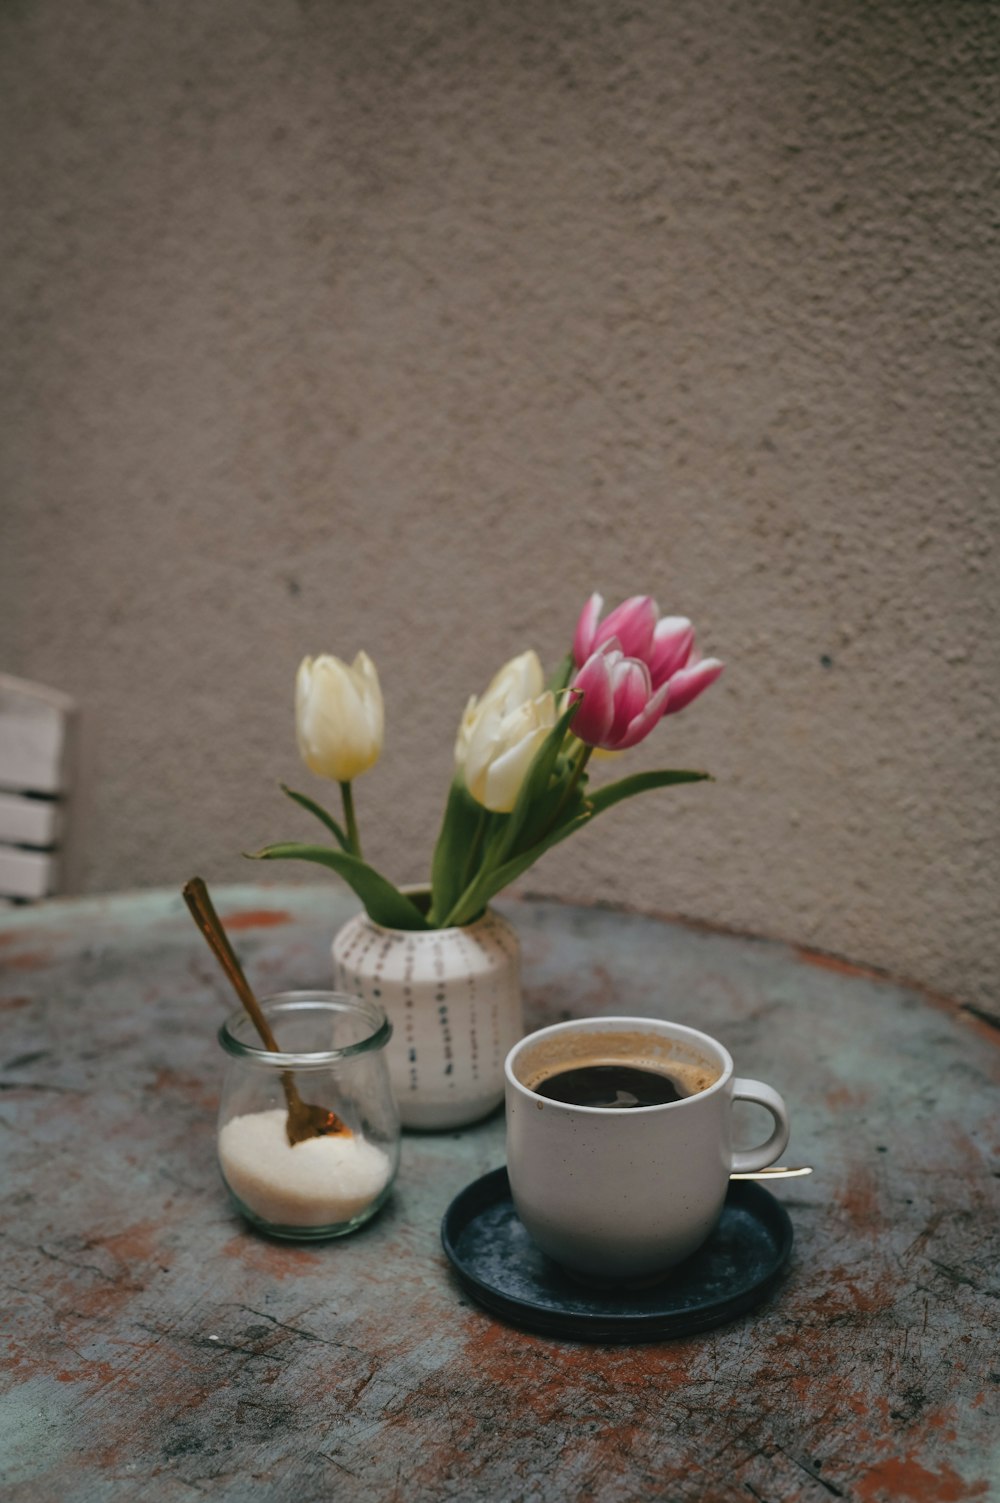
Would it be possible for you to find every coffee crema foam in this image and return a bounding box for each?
[517,1029,720,1101]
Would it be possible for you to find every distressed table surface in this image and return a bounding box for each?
[1,886,998,1503]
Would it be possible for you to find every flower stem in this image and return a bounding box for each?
[340,781,361,858]
[462,806,489,890]
[564,743,593,805]
[437,809,491,928]
[544,742,592,837]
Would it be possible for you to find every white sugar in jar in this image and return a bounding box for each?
[219,1109,392,1228]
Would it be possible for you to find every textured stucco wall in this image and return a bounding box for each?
[1,0,997,1012]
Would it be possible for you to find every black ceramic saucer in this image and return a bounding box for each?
[441,1167,793,1343]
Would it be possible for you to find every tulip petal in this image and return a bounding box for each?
[569,645,617,746]
[663,658,724,715]
[454,695,480,768]
[482,723,549,813]
[352,651,385,742]
[475,650,545,720]
[649,617,695,689]
[572,593,604,668]
[607,657,652,744]
[464,705,504,798]
[613,681,671,750]
[593,595,658,661]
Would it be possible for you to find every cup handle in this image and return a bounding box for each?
[730,1079,790,1175]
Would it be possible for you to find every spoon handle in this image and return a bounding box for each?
[731,1166,812,1180]
[183,876,349,1144]
[182,877,282,1054]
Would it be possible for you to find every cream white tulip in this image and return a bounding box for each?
[296,652,384,783]
[463,690,557,813]
[454,650,545,768]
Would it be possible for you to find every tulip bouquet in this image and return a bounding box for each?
[249,594,723,931]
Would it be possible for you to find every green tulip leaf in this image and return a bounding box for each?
[444,810,593,927]
[245,843,431,930]
[587,768,711,816]
[508,773,588,858]
[280,783,350,851]
[443,767,710,926]
[428,776,491,926]
[496,695,581,865]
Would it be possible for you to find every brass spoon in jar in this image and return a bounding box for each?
[183,877,349,1145]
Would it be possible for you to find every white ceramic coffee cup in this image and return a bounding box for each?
[505,1016,790,1281]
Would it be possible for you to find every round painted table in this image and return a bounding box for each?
[1,886,997,1502]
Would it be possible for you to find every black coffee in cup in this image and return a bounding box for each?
[518,1028,722,1111]
[532,1061,691,1109]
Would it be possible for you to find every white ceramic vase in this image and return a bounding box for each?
[331,904,523,1130]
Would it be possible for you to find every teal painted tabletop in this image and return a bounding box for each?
[1,886,997,1502]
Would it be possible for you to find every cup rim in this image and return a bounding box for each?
[218,990,392,1068]
[504,1015,734,1113]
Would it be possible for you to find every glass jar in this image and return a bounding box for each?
[217,992,400,1240]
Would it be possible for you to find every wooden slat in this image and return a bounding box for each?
[0,846,55,898]
[0,676,75,796]
[0,791,60,846]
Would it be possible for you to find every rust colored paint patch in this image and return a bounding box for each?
[102,1220,171,1266]
[25,1220,173,1329]
[55,1358,118,1390]
[825,1083,871,1110]
[1,1337,44,1381]
[837,1164,881,1229]
[221,1233,323,1279]
[0,995,31,1010]
[812,1264,895,1318]
[1,951,51,970]
[793,945,885,981]
[791,940,987,1023]
[149,1066,217,1113]
[955,1007,1000,1048]
[461,1314,695,1395]
[854,1455,989,1502]
[220,909,293,931]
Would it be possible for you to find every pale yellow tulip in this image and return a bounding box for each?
[295,652,384,783]
[463,691,557,813]
[454,650,544,768]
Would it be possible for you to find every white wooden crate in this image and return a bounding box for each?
[0,675,77,899]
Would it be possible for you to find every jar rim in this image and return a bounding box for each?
[218,991,391,1068]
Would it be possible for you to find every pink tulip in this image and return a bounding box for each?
[571,592,723,712]
[570,642,671,751]
[573,593,658,667]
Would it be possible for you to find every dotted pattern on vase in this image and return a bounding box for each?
[403,940,416,1093]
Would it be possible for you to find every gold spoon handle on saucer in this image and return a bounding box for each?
[731,1166,812,1180]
